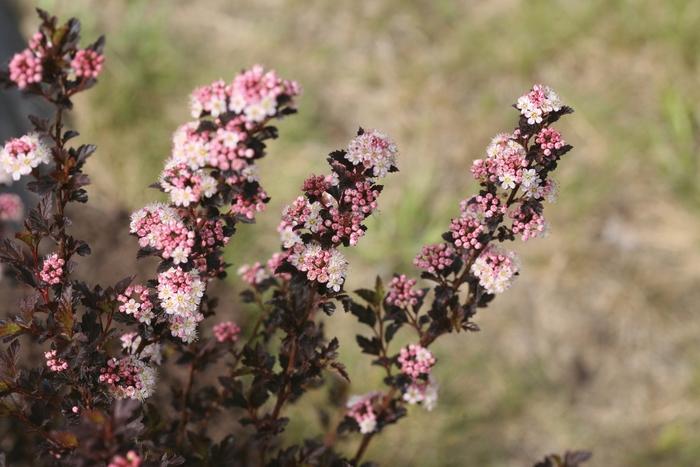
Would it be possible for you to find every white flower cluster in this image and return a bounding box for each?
[288,242,348,292]
[470,245,520,295]
[0,133,51,181]
[516,84,562,125]
[157,267,205,317]
[345,129,398,178]
[402,377,439,411]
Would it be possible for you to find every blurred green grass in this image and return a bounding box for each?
[16,0,700,465]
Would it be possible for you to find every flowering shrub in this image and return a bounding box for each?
[0,9,591,467]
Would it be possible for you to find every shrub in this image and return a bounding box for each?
[0,9,589,467]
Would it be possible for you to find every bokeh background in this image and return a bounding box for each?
[4,0,700,465]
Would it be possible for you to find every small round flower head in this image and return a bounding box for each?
[157,267,205,317]
[70,49,105,79]
[1,133,51,181]
[516,84,563,125]
[198,218,229,249]
[535,127,565,158]
[227,65,301,125]
[237,262,268,286]
[413,243,455,275]
[346,392,382,434]
[470,245,520,295]
[386,274,424,309]
[302,174,331,197]
[129,203,195,263]
[44,350,68,372]
[171,122,212,170]
[342,181,380,216]
[324,207,365,246]
[230,186,268,220]
[449,215,487,251]
[398,344,436,380]
[98,357,157,401]
[8,49,42,89]
[288,243,348,292]
[213,321,241,343]
[509,206,548,241]
[108,451,142,467]
[0,193,23,221]
[159,160,218,207]
[168,311,203,343]
[345,129,398,178]
[460,193,505,220]
[403,377,439,411]
[472,133,529,189]
[40,253,64,285]
[117,284,155,324]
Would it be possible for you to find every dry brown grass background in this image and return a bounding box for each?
[8,0,700,465]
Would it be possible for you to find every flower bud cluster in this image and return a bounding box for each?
[39,253,64,285]
[385,274,423,309]
[8,28,104,90]
[346,392,382,434]
[98,357,156,401]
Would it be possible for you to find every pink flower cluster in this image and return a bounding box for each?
[345,129,398,178]
[288,243,348,292]
[342,181,380,216]
[346,392,382,434]
[8,28,104,89]
[516,84,563,125]
[157,267,205,343]
[449,215,486,251]
[386,274,423,309]
[460,192,505,221]
[8,49,42,89]
[230,186,269,220]
[213,321,241,343]
[98,356,156,401]
[117,284,155,324]
[509,206,548,241]
[108,451,142,467]
[0,133,51,181]
[0,193,23,221]
[276,130,396,292]
[535,127,565,158]
[398,344,436,380]
[44,350,68,372]
[129,203,195,264]
[302,174,331,197]
[39,253,64,285]
[470,245,520,295]
[471,133,528,190]
[190,65,300,123]
[157,267,205,315]
[159,161,218,207]
[324,207,365,246]
[413,243,454,275]
[70,48,104,79]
